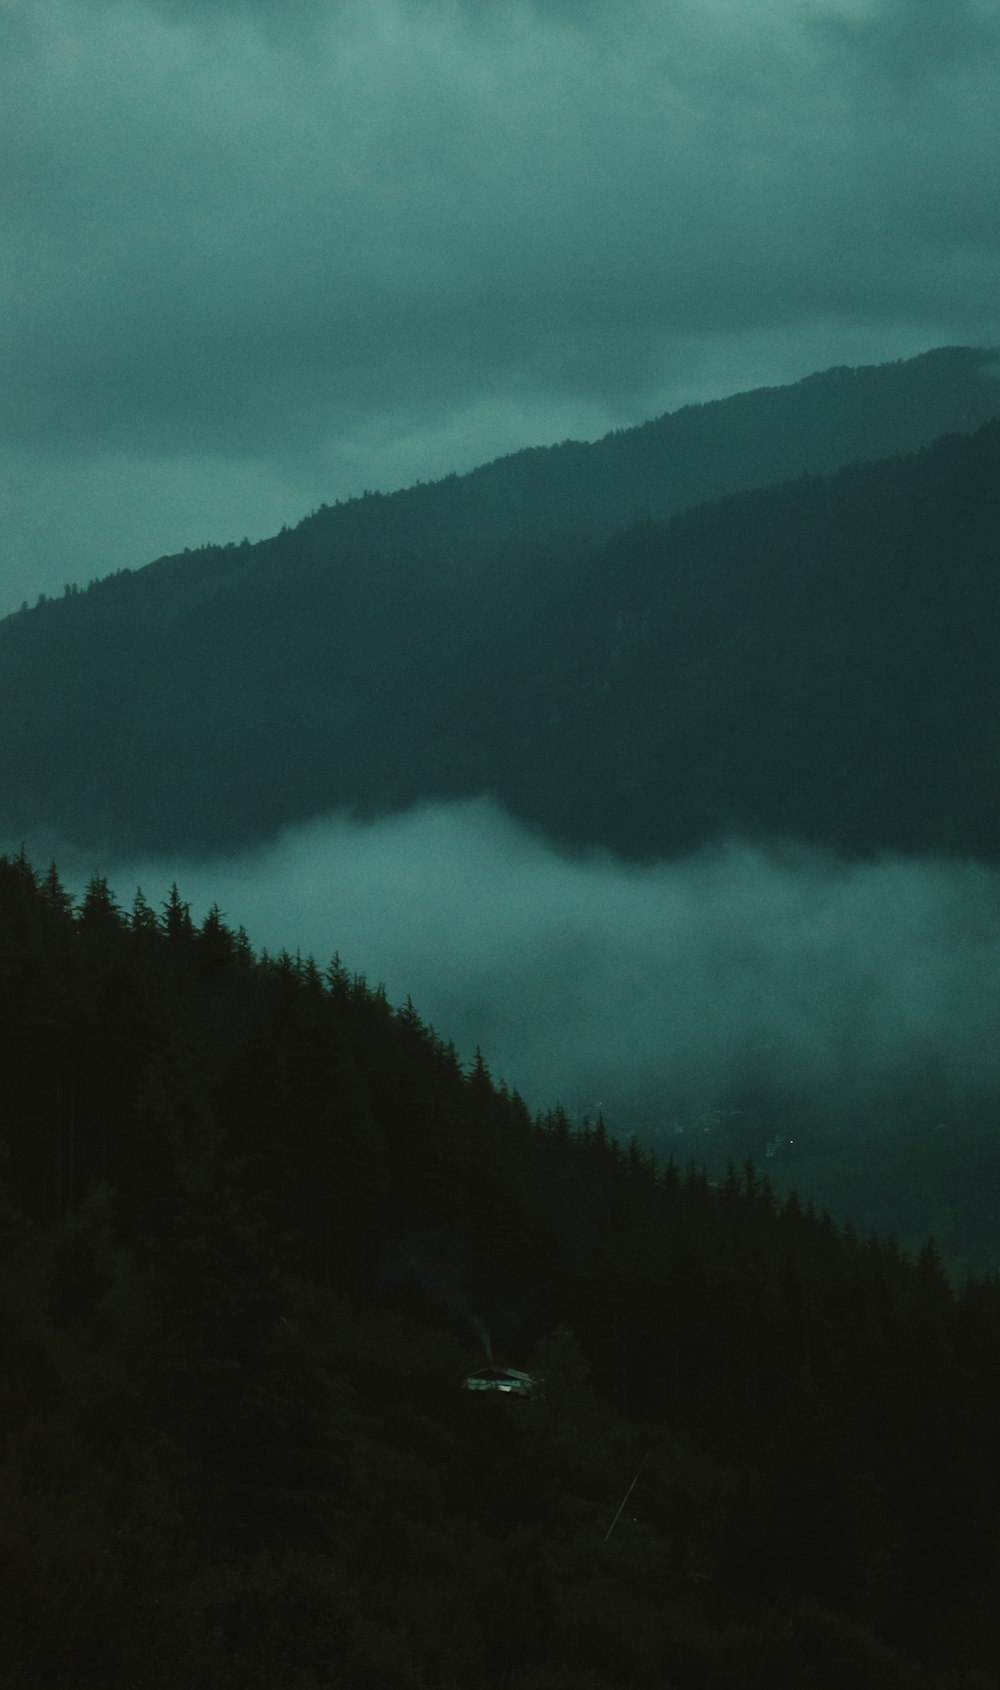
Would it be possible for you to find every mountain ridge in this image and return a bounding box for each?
[137,342,998,588]
[2,344,999,862]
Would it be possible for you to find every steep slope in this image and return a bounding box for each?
[3,847,1000,1686]
[508,417,1000,858]
[0,345,997,858]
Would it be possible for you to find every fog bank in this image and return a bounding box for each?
[66,797,1000,1146]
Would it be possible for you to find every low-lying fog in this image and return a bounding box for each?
[54,796,1000,1154]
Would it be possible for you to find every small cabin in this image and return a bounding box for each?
[463,1365,534,1397]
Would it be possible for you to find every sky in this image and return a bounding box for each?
[3,0,1000,615]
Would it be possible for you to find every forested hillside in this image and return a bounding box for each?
[0,346,997,860]
[512,415,1000,858]
[2,847,1000,1688]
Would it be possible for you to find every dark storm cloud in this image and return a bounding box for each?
[82,799,1000,1139]
[814,0,998,83]
[2,0,999,608]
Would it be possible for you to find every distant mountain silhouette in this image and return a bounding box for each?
[1,345,998,858]
[509,416,1000,858]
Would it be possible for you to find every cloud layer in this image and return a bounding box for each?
[71,798,1000,1148]
[3,0,999,609]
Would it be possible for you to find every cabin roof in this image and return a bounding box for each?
[463,1365,534,1393]
[466,1366,532,1383]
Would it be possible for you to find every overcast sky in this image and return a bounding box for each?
[3,0,999,614]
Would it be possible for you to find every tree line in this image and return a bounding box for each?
[2,848,1000,1685]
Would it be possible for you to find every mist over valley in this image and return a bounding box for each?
[8,5,1000,1679]
[5,345,1000,1268]
[25,794,998,1270]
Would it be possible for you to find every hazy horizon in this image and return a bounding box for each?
[4,0,999,613]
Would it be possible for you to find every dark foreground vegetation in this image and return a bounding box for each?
[2,849,999,1688]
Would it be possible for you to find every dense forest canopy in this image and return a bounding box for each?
[0,346,998,862]
[3,847,1000,1687]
